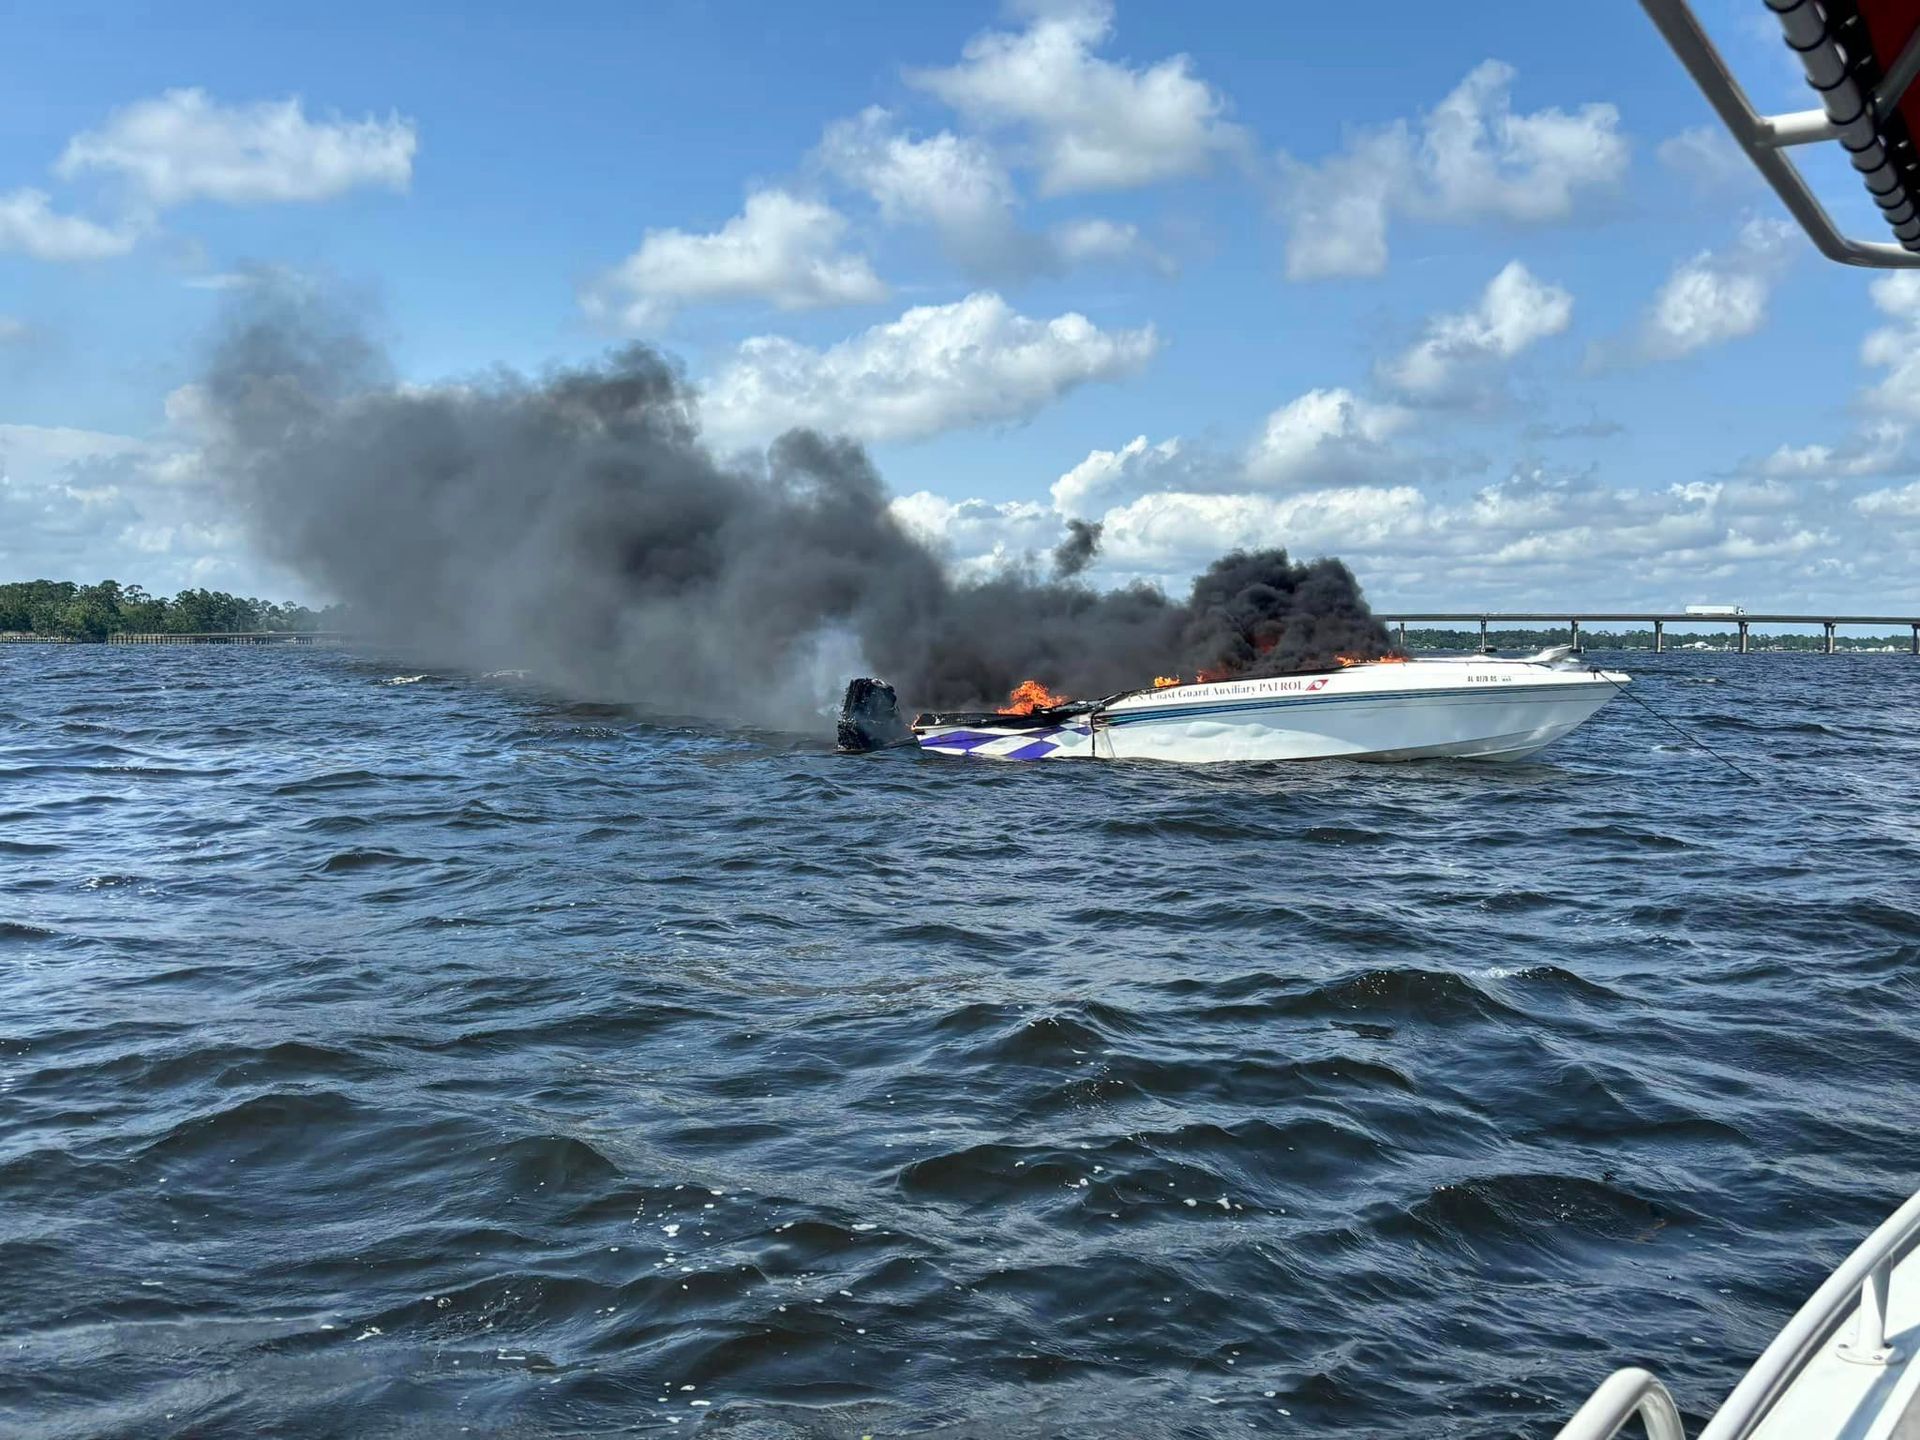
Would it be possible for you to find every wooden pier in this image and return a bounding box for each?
[1382,612,1920,655]
[103,630,344,646]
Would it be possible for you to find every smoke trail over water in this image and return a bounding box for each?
[204,291,1392,727]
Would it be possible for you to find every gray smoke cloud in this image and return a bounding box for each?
[1051,519,1103,579]
[202,288,1393,727]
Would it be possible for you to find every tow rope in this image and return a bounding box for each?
[1589,667,1760,784]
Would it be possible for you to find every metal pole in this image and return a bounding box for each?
[1825,621,1837,655]
[1840,1259,1895,1363]
[1570,618,1582,653]
[1739,620,1751,654]
[1654,619,1665,654]
[1635,0,1920,268]
[1397,620,1406,650]
[1479,617,1488,653]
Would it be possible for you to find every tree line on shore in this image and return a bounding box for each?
[2,583,1904,650]
[0,580,345,641]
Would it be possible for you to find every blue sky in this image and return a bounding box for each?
[5,0,1919,612]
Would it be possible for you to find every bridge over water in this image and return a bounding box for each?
[1379,613,1920,654]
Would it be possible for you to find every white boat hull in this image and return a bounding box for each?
[912,654,1626,765]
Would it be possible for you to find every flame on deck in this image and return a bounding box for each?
[1000,679,1070,715]
[1152,675,1180,689]
[1336,653,1411,667]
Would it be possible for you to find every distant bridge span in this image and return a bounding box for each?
[1378,612,1920,655]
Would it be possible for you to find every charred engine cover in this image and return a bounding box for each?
[837,677,914,752]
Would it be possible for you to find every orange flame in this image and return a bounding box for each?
[1195,667,1230,684]
[1335,652,1412,667]
[1152,675,1180,689]
[1000,678,1070,715]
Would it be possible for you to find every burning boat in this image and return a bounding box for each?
[842,649,1627,764]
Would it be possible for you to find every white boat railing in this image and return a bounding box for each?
[1551,1186,1920,1440]
[1552,1368,1686,1440]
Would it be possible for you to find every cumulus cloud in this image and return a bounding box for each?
[1049,217,1163,269]
[909,450,1865,606]
[1861,271,1920,418]
[1378,260,1572,405]
[1638,219,1794,360]
[816,107,1168,279]
[1244,388,1412,488]
[1096,484,1430,569]
[1051,433,1196,517]
[1522,414,1624,442]
[1047,383,1427,524]
[182,272,258,291]
[816,107,1023,269]
[0,188,139,262]
[700,290,1158,447]
[1276,61,1626,281]
[56,88,415,206]
[0,415,256,591]
[584,189,887,331]
[1657,125,1755,193]
[888,490,1057,577]
[1758,420,1912,480]
[1856,480,1920,518]
[910,0,1244,195]
[1748,275,1920,489]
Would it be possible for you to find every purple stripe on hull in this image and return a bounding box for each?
[916,729,1022,751]
[1001,739,1061,760]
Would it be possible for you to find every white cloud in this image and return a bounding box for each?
[1244,388,1412,487]
[1639,219,1794,360]
[1758,420,1913,480]
[1050,384,1425,522]
[1657,125,1754,192]
[0,188,139,262]
[0,316,26,342]
[889,490,1057,576]
[1051,433,1192,517]
[1098,484,1431,568]
[1856,480,1920,518]
[917,453,1871,606]
[585,189,887,331]
[182,272,257,291]
[1379,261,1572,404]
[0,419,258,591]
[1275,131,1402,283]
[1276,60,1626,280]
[1049,217,1160,268]
[1861,271,1920,418]
[57,88,415,206]
[1419,63,1627,222]
[911,0,1243,195]
[817,107,1167,278]
[817,107,1019,265]
[700,290,1158,447]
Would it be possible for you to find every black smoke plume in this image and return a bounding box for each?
[203,291,1393,727]
[1051,519,1103,579]
[1183,550,1394,679]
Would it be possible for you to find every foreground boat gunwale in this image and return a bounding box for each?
[1555,1183,1920,1440]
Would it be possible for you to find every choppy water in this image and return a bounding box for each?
[4,646,1919,1439]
